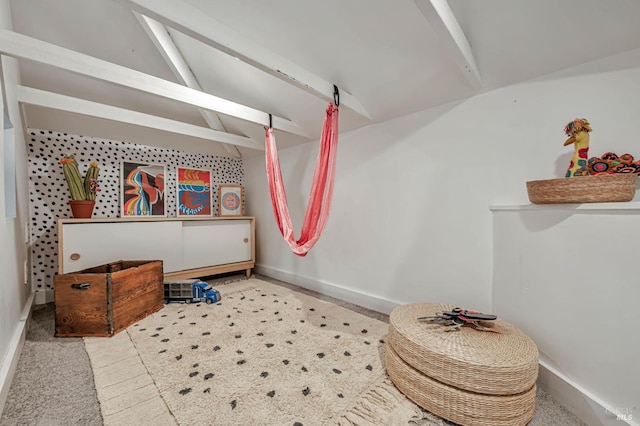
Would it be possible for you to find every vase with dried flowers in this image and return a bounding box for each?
[60,154,100,218]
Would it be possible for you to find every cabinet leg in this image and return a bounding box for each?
[245,268,251,278]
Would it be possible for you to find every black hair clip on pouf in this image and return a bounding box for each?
[417,307,498,332]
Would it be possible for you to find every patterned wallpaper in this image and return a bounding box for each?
[27,129,244,293]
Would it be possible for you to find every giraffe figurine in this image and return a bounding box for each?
[564,118,592,177]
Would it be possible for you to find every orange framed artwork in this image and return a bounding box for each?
[176,167,213,217]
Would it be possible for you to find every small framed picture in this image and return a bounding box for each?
[218,184,243,217]
[176,167,213,217]
[120,161,166,217]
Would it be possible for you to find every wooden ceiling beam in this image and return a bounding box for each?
[413,0,483,90]
[0,29,308,139]
[134,13,243,158]
[115,0,372,120]
[18,86,264,150]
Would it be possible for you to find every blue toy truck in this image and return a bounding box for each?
[163,280,221,304]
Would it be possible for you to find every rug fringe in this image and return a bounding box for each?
[336,377,424,425]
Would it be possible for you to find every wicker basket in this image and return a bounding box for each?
[387,303,539,396]
[385,303,539,425]
[526,174,637,204]
[385,345,536,426]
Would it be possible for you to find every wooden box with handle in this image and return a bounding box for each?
[54,260,164,337]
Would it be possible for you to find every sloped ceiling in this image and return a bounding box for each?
[7,0,640,158]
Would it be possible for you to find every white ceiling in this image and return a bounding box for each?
[8,0,640,158]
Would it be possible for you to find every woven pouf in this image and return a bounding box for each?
[385,303,539,426]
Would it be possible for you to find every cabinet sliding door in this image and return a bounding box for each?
[61,221,183,273]
[181,220,252,270]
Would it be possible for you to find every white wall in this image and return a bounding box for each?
[0,0,33,413]
[244,48,640,424]
[246,98,501,314]
[493,205,639,426]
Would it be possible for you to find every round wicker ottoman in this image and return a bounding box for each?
[385,303,539,426]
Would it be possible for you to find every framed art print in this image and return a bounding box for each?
[120,161,166,217]
[177,167,213,217]
[218,184,243,217]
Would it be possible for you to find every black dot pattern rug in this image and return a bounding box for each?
[89,279,424,425]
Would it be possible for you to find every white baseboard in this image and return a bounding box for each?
[34,289,54,305]
[0,292,35,416]
[537,358,636,426]
[255,264,401,315]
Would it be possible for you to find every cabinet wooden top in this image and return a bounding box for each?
[58,216,255,224]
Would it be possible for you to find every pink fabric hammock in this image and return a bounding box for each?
[265,103,339,256]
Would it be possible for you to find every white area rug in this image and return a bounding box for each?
[85,279,432,425]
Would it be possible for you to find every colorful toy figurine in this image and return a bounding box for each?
[563,118,592,177]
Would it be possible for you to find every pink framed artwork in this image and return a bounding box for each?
[218,184,243,217]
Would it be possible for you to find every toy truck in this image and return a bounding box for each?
[163,280,221,304]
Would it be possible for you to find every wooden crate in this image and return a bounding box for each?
[54,260,164,337]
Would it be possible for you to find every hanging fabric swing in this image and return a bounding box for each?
[265,91,340,257]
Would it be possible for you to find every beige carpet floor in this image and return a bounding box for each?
[85,278,430,425]
[1,273,587,426]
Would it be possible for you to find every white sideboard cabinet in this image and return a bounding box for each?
[58,217,255,279]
